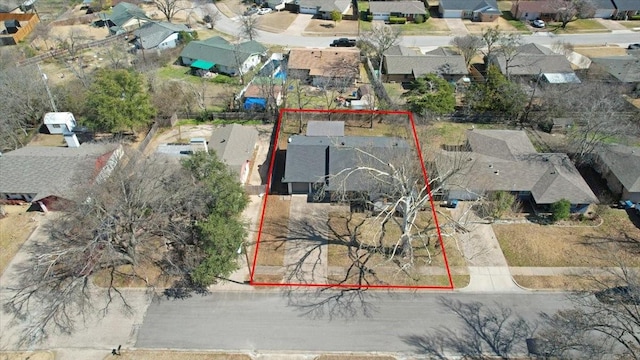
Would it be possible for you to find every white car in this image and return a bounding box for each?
[532,19,546,28]
[257,8,272,15]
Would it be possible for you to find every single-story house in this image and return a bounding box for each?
[487,43,581,83]
[612,0,640,19]
[591,0,617,18]
[94,2,149,35]
[282,128,411,196]
[287,47,360,87]
[43,112,77,134]
[383,46,468,83]
[591,144,640,202]
[369,1,427,21]
[589,55,640,91]
[511,1,559,21]
[180,36,267,77]
[209,124,258,184]
[439,0,501,21]
[132,21,190,50]
[436,129,598,212]
[298,0,352,20]
[0,143,122,211]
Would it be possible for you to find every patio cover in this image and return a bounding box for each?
[191,59,215,70]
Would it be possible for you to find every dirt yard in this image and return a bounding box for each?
[0,352,54,360]
[493,207,640,267]
[0,205,42,275]
[253,196,291,269]
[103,352,251,360]
[257,12,299,33]
[304,18,359,36]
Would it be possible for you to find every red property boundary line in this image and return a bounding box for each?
[249,108,454,290]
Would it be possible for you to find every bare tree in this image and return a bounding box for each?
[359,24,401,79]
[551,0,596,29]
[540,82,638,164]
[54,29,92,87]
[451,35,484,68]
[153,0,188,22]
[3,150,248,345]
[238,14,260,41]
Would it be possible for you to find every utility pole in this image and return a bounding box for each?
[37,63,57,112]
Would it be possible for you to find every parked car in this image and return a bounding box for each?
[532,19,546,28]
[629,43,640,49]
[244,7,258,16]
[330,38,356,47]
[257,7,272,15]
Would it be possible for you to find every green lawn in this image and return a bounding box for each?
[619,20,640,29]
[497,0,512,11]
[157,65,201,84]
[501,11,530,32]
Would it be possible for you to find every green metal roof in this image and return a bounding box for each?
[180,36,267,70]
[191,59,215,70]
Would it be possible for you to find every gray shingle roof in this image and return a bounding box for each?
[596,144,640,193]
[133,21,189,49]
[440,0,501,13]
[590,55,640,83]
[591,0,616,9]
[0,144,119,202]
[384,50,469,77]
[612,0,640,11]
[108,2,148,27]
[438,130,598,205]
[208,124,258,175]
[298,0,351,12]
[180,36,267,69]
[369,1,427,14]
[385,45,421,56]
[489,50,574,76]
[282,134,411,192]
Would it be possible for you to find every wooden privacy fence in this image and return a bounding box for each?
[0,13,39,46]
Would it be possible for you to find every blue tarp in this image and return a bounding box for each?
[244,98,266,110]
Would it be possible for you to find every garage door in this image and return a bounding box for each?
[299,6,317,14]
[442,9,463,18]
[371,13,388,20]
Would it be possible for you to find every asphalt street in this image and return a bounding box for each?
[136,291,572,352]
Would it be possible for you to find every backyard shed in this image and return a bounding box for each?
[44,112,77,134]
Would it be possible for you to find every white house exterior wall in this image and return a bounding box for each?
[157,32,180,49]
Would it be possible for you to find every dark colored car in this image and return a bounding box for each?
[595,286,640,305]
[330,38,357,47]
[628,43,640,49]
[244,7,258,16]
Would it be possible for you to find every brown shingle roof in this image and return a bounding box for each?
[288,48,360,77]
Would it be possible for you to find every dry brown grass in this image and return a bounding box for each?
[464,18,518,33]
[326,210,466,286]
[0,206,39,275]
[573,45,628,57]
[304,19,358,36]
[254,196,291,267]
[252,273,284,283]
[0,351,54,360]
[104,351,251,360]
[316,355,396,360]
[513,275,614,291]
[494,208,640,267]
[257,12,299,33]
[27,134,66,147]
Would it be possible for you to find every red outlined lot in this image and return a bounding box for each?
[250,108,453,290]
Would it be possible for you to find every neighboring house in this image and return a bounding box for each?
[439,0,501,21]
[287,47,360,87]
[437,130,598,212]
[180,36,267,76]
[0,143,122,211]
[591,0,617,18]
[487,43,581,83]
[368,1,427,21]
[591,144,640,202]
[95,2,149,35]
[132,21,190,50]
[589,55,640,91]
[612,0,640,19]
[298,0,352,19]
[511,1,558,21]
[43,112,77,134]
[382,46,468,83]
[208,124,258,184]
[282,122,410,195]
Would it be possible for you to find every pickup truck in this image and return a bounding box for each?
[330,38,356,47]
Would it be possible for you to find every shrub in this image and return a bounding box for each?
[550,199,571,222]
[424,11,430,20]
[389,16,407,24]
[211,75,238,85]
[366,14,373,21]
[414,14,425,24]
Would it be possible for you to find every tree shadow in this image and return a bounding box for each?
[402,297,535,359]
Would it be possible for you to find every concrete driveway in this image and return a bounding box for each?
[444,18,469,36]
